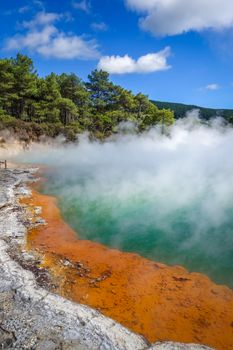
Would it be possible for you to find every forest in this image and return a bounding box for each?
[0,53,174,142]
[153,100,233,121]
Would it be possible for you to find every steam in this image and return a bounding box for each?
[4,112,233,286]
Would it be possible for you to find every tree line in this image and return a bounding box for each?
[0,53,174,141]
[154,101,233,122]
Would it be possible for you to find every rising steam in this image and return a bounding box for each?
[3,112,233,286]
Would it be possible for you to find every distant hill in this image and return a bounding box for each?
[152,101,233,121]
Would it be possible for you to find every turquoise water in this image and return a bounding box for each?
[42,172,233,288]
[17,124,233,288]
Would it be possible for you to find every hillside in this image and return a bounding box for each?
[152,101,233,121]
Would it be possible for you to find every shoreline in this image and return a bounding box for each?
[0,166,216,350]
[24,168,233,349]
[0,167,149,350]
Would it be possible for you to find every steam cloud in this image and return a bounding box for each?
[3,112,233,286]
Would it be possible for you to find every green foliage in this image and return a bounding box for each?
[0,113,16,125]
[11,54,38,120]
[0,53,175,141]
[86,70,112,112]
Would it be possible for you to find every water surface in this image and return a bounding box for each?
[42,169,233,288]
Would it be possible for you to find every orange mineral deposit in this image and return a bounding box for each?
[21,180,233,350]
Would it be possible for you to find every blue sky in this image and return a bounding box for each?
[1,0,233,108]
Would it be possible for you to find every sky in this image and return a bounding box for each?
[0,0,233,109]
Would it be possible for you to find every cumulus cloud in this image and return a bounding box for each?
[5,11,99,60]
[37,35,98,59]
[98,47,171,74]
[6,25,57,51]
[125,0,233,36]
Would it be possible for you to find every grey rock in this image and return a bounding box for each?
[35,339,58,350]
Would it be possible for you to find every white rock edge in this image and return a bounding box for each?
[0,168,214,350]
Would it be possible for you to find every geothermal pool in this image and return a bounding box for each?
[42,168,233,288]
[15,118,233,288]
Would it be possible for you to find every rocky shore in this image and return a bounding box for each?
[0,168,213,350]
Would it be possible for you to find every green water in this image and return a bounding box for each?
[16,120,233,288]
[42,174,233,288]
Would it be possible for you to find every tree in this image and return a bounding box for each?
[11,53,38,119]
[86,70,114,113]
[0,54,176,140]
[34,74,61,123]
[141,105,175,131]
[57,73,91,119]
[0,59,14,114]
[58,98,78,125]
[134,93,151,119]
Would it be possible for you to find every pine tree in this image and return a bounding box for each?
[11,53,38,119]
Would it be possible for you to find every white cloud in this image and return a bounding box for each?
[205,84,220,91]
[5,11,99,60]
[91,22,108,32]
[37,35,98,59]
[72,0,90,13]
[125,0,233,36]
[22,12,61,28]
[98,47,171,74]
[6,25,57,51]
